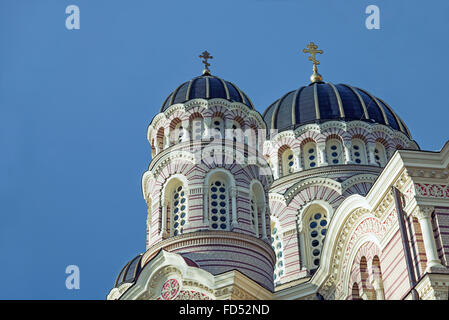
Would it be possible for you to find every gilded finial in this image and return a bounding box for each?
[199,50,213,75]
[303,42,324,83]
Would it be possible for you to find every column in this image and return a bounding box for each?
[343,141,354,164]
[412,206,445,272]
[372,279,385,300]
[367,142,377,165]
[294,149,303,171]
[317,143,328,167]
[230,187,238,228]
[203,187,209,226]
[181,120,190,143]
[146,205,152,247]
[299,231,307,270]
[254,202,260,238]
[160,203,168,238]
[203,118,212,140]
[164,133,170,149]
[271,157,280,179]
[261,205,268,240]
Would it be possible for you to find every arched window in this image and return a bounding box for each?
[231,120,243,143]
[281,148,295,176]
[374,142,387,167]
[170,120,183,144]
[326,138,344,165]
[303,204,329,272]
[250,181,266,237]
[302,141,318,169]
[156,127,165,152]
[371,255,385,300]
[352,283,361,300]
[360,256,375,300]
[250,194,258,233]
[170,184,187,236]
[271,220,285,284]
[211,117,224,140]
[146,198,152,246]
[162,177,188,237]
[190,116,204,141]
[209,178,230,230]
[351,138,367,164]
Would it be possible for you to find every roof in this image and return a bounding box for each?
[160,74,254,112]
[262,82,411,138]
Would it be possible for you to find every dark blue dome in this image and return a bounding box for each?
[114,254,142,288]
[161,75,254,112]
[263,82,411,138]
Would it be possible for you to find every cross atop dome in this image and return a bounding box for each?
[303,42,324,83]
[199,50,213,75]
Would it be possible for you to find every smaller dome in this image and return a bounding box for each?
[114,254,143,288]
[263,82,411,138]
[160,75,254,112]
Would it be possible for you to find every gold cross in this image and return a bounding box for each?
[302,42,324,83]
[199,50,213,75]
[303,42,323,66]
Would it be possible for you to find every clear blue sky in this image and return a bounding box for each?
[1,0,448,299]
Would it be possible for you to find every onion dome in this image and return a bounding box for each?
[160,50,254,112]
[160,74,254,112]
[262,82,411,138]
[114,254,142,288]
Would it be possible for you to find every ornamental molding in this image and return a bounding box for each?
[411,205,434,220]
[284,177,342,205]
[148,98,266,143]
[265,120,414,150]
[341,174,377,191]
[270,130,296,146]
[293,124,321,137]
[415,273,449,300]
[147,142,272,184]
[268,193,287,206]
[408,169,449,181]
[230,285,257,300]
[414,183,449,199]
[142,231,276,267]
[149,150,197,178]
[107,283,133,300]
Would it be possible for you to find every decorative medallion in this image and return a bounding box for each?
[161,279,180,300]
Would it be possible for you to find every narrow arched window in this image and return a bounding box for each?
[232,120,242,143]
[191,117,204,141]
[171,184,187,236]
[271,220,285,284]
[211,117,224,140]
[250,182,265,238]
[250,195,257,233]
[305,208,328,272]
[351,138,367,164]
[171,120,183,144]
[302,141,317,169]
[281,148,295,176]
[352,283,361,300]
[209,180,229,230]
[374,142,387,167]
[156,127,165,152]
[359,256,376,300]
[371,255,385,300]
[162,178,188,237]
[326,138,344,165]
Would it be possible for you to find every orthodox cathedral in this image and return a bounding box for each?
[107,44,449,300]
